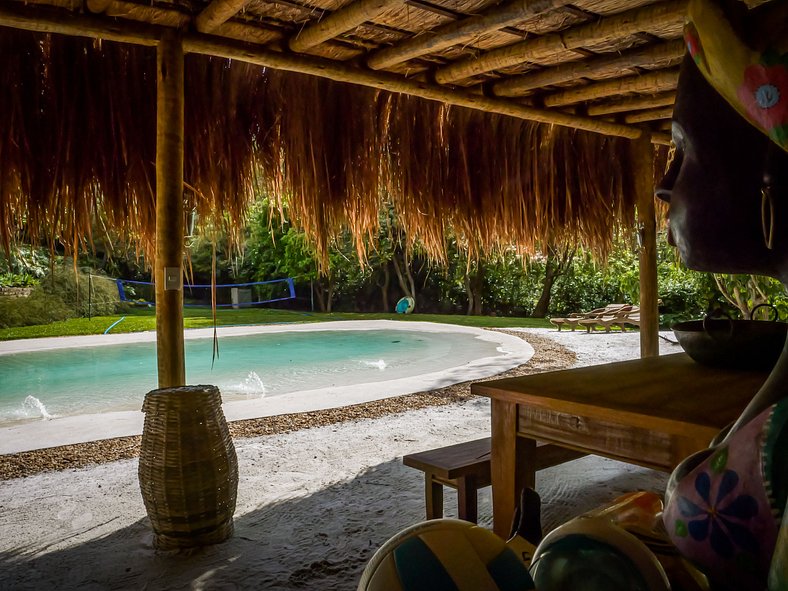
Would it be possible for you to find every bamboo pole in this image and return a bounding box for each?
[155,31,186,388]
[0,2,652,140]
[195,0,251,33]
[650,132,672,146]
[0,2,161,44]
[633,136,659,358]
[587,92,675,116]
[86,0,112,13]
[366,0,571,71]
[543,69,679,107]
[624,106,674,123]
[492,40,685,97]
[435,0,687,84]
[289,0,404,53]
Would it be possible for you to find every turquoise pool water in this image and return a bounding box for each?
[0,329,500,425]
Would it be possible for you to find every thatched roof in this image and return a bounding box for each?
[0,0,678,263]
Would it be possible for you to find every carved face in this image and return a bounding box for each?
[656,55,787,280]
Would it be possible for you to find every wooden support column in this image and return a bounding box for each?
[491,399,532,538]
[634,136,659,358]
[155,31,186,387]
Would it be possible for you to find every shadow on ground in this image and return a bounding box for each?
[0,456,667,591]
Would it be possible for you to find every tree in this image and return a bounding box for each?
[712,274,788,319]
[532,243,576,318]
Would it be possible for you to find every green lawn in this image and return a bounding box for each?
[0,307,553,341]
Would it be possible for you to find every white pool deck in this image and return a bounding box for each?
[0,320,534,454]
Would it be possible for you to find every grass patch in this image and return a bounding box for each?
[0,307,552,341]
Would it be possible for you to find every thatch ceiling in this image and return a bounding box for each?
[0,0,677,264]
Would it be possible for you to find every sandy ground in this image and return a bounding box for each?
[0,327,681,590]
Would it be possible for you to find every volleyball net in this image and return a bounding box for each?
[95,275,296,308]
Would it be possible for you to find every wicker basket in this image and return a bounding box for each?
[139,385,238,549]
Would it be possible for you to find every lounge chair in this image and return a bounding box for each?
[549,304,629,332]
[578,305,639,333]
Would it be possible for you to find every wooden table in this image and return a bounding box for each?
[471,353,768,537]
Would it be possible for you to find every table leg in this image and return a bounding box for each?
[491,399,535,538]
[425,474,443,519]
[457,476,478,524]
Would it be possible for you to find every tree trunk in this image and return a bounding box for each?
[313,282,328,312]
[533,244,575,317]
[392,250,416,300]
[325,283,333,313]
[379,264,390,311]
[465,266,484,315]
[533,262,559,317]
[465,274,474,316]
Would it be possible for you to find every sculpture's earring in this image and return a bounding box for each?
[762,181,775,250]
[761,147,777,251]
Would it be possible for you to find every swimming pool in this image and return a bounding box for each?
[0,323,520,426]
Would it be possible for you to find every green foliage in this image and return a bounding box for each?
[712,274,788,320]
[0,289,74,328]
[0,272,39,287]
[0,265,124,329]
[549,254,622,316]
[0,245,50,278]
[38,266,123,317]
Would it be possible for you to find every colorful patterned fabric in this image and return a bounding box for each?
[685,0,788,151]
[663,398,788,589]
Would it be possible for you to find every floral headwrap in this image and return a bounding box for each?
[684,0,788,151]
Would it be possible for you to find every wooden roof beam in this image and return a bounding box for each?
[623,106,674,123]
[492,39,685,97]
[587,92,675,116]
[195,0,252,34]
[543,69,679,107]
[435,0,687,84]
[86,0,112,13]
[366,0,573,71]
[289,0,405,53]
[0,2,667,143]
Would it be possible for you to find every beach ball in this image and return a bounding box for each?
[529,517,670,591]
[357,519,535,591]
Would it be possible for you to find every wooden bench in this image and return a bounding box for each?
[403,437,586,524]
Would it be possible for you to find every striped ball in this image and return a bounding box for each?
[358,519,535,591]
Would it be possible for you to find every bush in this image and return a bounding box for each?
[0,266,124,328]
[38,266,122,317]
[0,289,74,328]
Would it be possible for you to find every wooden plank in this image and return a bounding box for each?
[403,437,491,480]
[366,0,572,71]
[289,0,405,53]
[472,354,767,436]
[195,0,251,34]
[155,31,186,388]
[434,0,687,84]
[493,39,685,97]
[519,406,698,471]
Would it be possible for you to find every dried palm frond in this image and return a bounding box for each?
[0,29,647,271]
